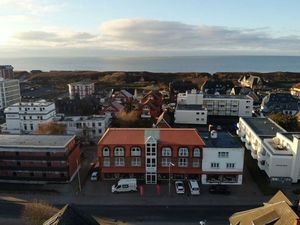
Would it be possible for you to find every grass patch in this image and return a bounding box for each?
[244,150,278,196]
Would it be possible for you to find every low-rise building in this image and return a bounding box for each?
[0,134,80,183]
[4,100,56,134]
[54,114,111,143]
[68,80,95,99]
[238,75,266,89]
[112,89,133,104]
[291,83,300,98]
[97,128,205,183]
[201,78,234,95]
[201,131,244,185]
[0,78,21,110]
[237,117,300,184]
[0,65,14,79]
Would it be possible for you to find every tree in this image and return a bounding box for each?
[268,113,299,131]
[38,122,66,134]
[22,200,58,225]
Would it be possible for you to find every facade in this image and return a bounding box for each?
[97,128,205,183]
[260,93,299,116]
[0,134,80,183]
[238,75,266,89]
[237,117,300,184]
[112,89,133,104]
[54,113,111,143]
[0,65,14,79]
[68,81,95,99]
[0,78,21,109]
[174,89,252,125]
[101,101,125,116]
[140,91,163,119]
[201,131,244,185]
[4,100,56,134]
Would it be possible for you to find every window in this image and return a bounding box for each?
[218,152,229,158]
[131,157,141,166]
[115,157,125,167]
[114,147,124,156]
[98,122,101,126]
[92,122,95,127]
[47,162,51,167]
[193,148,201,157]
[162,147,172,156]
[146,158,156,167]
[103,157,110,167]
[192,158,200,168]
[196,112,200,115]
[98,129,102,134]
[17,161,21,166]
[30,124,33,130]
[226,163,235,169]
[161,158,171,167]
[131,147,141,156]
[24,124,27,130]
[178,158,188,167]
[211,163,219,168]
[178,147,189,157]
[103,147,110,156]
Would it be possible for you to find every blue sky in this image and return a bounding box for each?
[1,0,300,56]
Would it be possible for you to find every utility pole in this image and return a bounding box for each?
[168,162,175,196]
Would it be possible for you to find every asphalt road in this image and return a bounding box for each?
[0,201,255,225]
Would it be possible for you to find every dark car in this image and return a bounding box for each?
[209,185,230,195]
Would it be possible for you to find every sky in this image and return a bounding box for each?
[1,0,300,57]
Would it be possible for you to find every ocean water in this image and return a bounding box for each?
[1,56,300,74]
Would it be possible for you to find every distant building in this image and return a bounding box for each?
[68,80,95,99]
[201,79,234,95]
[154,111,172,128]
[238,75,266,89]
[260,93,299,116]
[0,134,80,183]
[112,89,133,104]
[101,101,125,117]
[97,128,205,183]
[174,89,253,125]
[229,191,299,225]
[54,113,111,143]
[237,117,300,184]
[201,131,244,185]
[230,86,261,105]
[291,83,300,98]
[140,91,163,119]
[4,100,56,134]
[0,65,14,79]
[0,78,21,110]
[169,80,198,100]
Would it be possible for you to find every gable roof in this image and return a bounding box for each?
[155,111,171,128]
[98,128,205,146]
[120,89,133,98]
[43,204,100,225]
[268,190,293,206]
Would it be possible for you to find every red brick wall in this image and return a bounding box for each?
[68,145,80,179]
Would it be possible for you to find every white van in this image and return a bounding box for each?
[111,178,137,193]
[188,179,200,195]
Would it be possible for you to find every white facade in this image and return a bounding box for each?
[68,81,95,99]
[237,117,300,183]
[54,113,111,142]
[0,65,14,79]
[201,132,244,185]
[0,78,21,109]
[4,100,56,134]
[175,89,253,125]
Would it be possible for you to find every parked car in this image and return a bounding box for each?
[209,185,230,195]
[90,171,99,181]
[188,179,200,195]
[175,180,185,194]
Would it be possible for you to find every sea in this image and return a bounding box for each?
[1,56,300,74]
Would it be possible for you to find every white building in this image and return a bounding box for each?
[201,131,244,185]
[54,113,111,143]
[4,100,56,134]
[0,65,14,79]
[175,89,253,125]
[68,80,95,99]
[237,117,300,184]
[0,78,21,109]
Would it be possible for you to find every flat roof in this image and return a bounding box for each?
[205,94,250,99]
[281,132,300,141]
[176,104,206,110]
[242,117,286,136]
[201,132,242,148]
[0,134,75,148]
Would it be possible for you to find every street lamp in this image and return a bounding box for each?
[168,162,175,196]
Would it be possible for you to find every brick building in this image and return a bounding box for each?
[0,134,80,183]
[97,128,205,184]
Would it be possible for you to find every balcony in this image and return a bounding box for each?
[245,142,252,150]
[251,150,258,159]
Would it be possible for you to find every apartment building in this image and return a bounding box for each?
[4,100,56,134]
[68,80,95,99]
[97,128,205,183]
[0,134,80,183]
[0,65,14,79]
[54,113,111,143]
[237,117,300,184]
[0,78,21,109]
[201,131,244,185]
[175,89,252,125]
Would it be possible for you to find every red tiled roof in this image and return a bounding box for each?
[98,128,205,146]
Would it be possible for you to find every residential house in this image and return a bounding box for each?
[239,75,266,89]
[112,89,133,104]
[291,82,300,98]
[230,86,261,105]
[169,80,198,100]
[140,91,163,119]
[0,134,80,183]
[68,80,95,100]
[154,111,172,128]
[101,101,125,117]
[201,78,234,95]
